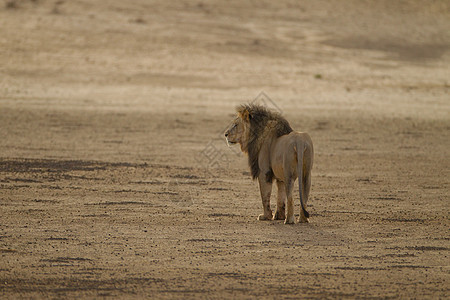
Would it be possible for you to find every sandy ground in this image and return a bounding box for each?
[1,0,449,298]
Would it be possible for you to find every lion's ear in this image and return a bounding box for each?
[239,108,251,122]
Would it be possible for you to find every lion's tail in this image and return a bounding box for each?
[296,141,309,219]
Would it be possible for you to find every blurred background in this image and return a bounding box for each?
[1,0,449,115]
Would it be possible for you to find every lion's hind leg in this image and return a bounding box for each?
[284,179,295,224]
[273,180,286,220]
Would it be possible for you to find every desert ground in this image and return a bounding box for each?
[1,0,449,298]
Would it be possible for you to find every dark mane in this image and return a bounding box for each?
[238,104,293,180]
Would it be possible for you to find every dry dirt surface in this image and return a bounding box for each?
[1,0,449,298]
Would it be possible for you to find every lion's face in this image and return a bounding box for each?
[224,117,248,148]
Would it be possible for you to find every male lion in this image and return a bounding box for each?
[225,104,314,224]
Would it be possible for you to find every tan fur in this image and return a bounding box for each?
[225,104,314,224]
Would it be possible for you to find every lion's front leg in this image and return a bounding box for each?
[257,176,273,221]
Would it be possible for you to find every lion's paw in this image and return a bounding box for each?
[298,216,309,223]
[284,216,295,224]
[258,214,273,221]
[273,211,285,220]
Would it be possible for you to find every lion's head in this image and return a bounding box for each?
[224,108,251,152]
[225,104,293,179]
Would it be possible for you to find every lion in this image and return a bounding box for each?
[225,104,314,224]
